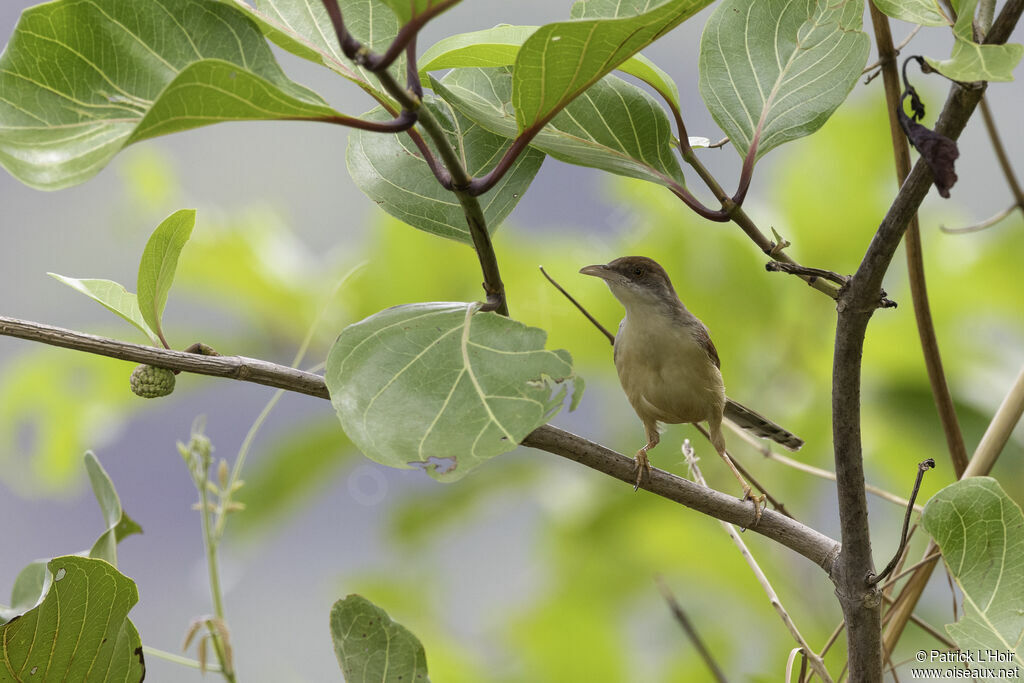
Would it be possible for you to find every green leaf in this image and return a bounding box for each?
[84,452,142,568]
[872,0,951,26]
[47,274,159,345]
[379,0,461,26]
[419,25,681,112]
[0,0,339,190]
[228,0,405,93]
[698,0,870,162]
[512,0,712,133]
[1,561,48,624]
[137,209,196,345]
[922,477,1024,658]
[330,594,430,683]
[325,303,582,481]
[346,95,544,244]
[432,67,685,187]
[924,0,1023,82]
[0,556,144,683]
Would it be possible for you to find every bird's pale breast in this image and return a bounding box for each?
[613,312,725,425]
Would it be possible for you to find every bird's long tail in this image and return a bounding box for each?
[723,399,803,451]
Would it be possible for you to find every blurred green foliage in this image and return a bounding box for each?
[1,85,1021,680]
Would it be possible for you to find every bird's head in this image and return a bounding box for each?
[579,256,681,313]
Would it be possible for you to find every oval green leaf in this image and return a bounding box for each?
[419,25,681,111]
[137,209,196,346]
[431,67,684,187]
[0,0,339,190]
[512,0,713,134]
[872,0,952,27]
[47,274,158,345]
[85,452,142,568]
[698,0,870,162]
[325,303,582,481]
[923,0,1023,82]
[922,477,1024,658]
[331,594,429,683]
[0,556,144,683]
[346,96,544,244]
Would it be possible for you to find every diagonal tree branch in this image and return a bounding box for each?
[0,314,841,571]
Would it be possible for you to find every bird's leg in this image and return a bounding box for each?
[634,423,660,491]
[709,418,765,526]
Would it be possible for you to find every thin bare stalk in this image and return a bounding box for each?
[683,441,833,683]
[656,577,730,683]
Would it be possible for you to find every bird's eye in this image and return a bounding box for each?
[632,266,644,277]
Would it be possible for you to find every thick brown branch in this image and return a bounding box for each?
[0,314,840,571]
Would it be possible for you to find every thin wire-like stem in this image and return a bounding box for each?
[862,25,923,74]
[725,423,922,511]
[941,203,1018,234]
[142,646,221,672]
[539,266,615,344]
[682,441,833,683]
[869,459,935,586]
[656,577,730,683]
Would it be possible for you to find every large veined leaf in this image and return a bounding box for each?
[137,209,196,345]
[47,274,159,345]
[698,0,870,162]
[922,478,1024,658]
[419,25,682,112]
[325,303,582,481]
[0,0,339,190]
[512,0,712,133]
[432,67,685,187]
[346,95,544,244]
[872,0,951,27]
[331,594,430,682]
[924,0,1023,82]
[227,0,405,94]
[0,556,144,683]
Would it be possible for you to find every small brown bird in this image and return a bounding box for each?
[580,256,803,510]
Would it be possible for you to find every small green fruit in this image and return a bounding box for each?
[130,364,176,398]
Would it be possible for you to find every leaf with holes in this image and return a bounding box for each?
[325,303,582,481]
[922,477,1024,658]
[0,0,339,190]
[923,0,1022,82]
[431,67,684,187]
[419,25,681,112]
[331,594,430,683]
[0,556,144,682]
[137,209,196,346]
[346,95,544,244]
[698,0,870,163]
[512,0,712,134]
[47,274,159,345]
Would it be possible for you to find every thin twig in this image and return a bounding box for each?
[862,25,923,74]
[539,266,615,345]
[707,136,730,149]
[941,203,1019,233]
[725,424,922,512]
[694,423,793,518]
[880,595,959,650]
[880,551,941,590]
[868,459,935,586]
[655,577,730,683]
[683,441,834,683]
[979,95,1024,206]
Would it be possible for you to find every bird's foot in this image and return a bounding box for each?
[741,485,766,529]
[633,450,651,492]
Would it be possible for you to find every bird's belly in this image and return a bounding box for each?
[614,322,724,425]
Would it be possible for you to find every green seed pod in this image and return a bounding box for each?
[130,364,176,398]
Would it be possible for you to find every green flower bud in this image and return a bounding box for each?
[130,364,176,398]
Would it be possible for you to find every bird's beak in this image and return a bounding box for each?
[580,264,614,280]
